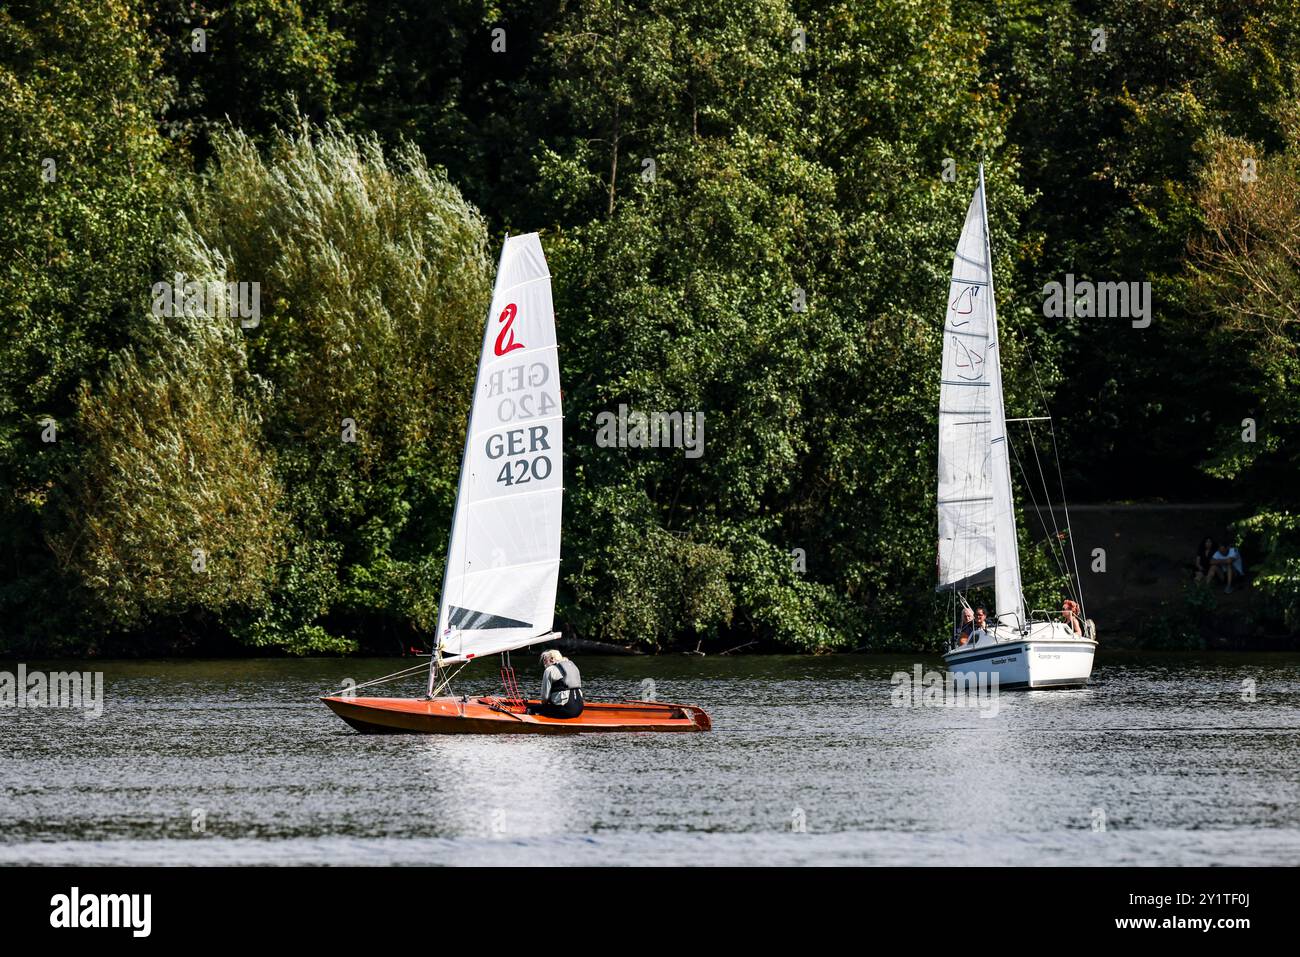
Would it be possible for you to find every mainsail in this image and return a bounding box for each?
[936,166,1025,627]
[433,233,563,668]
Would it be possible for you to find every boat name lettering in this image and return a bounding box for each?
[486,426,552,459]
[486,361,550,396]
[487,426,554,486]
[486,362,557,423]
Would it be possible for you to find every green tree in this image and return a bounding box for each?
[53,306,284,641]
[150,0,351,157]
[540,0,1030,650]
[0,0,174,652]
[983,0,1300,499]
[174,121,492,651]
[1190,123,1300,627]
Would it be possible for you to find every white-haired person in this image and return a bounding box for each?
[527,649,584,718]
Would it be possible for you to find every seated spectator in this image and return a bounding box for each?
[1208,541,1245,594]
[1193,536,1216,582]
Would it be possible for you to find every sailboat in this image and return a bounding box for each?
[937,167,1097,690]
[322,234,711,733]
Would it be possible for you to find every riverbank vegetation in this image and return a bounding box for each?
[1,0,1297,656]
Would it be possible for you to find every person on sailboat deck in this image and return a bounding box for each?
[528,649,584,719]
[954,607,975,646]
[1061,599,1083,636]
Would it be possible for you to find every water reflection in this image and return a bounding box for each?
[417,735,591,839]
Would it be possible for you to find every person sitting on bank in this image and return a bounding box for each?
[954,607,975,647]
[1061,599,1083,636]
[1208,542,1245,594]
[1193,536,1217,582]
[527,649,584,719]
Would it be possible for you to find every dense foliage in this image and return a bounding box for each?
[1,0,1296,655]
[1190,127,1300,628]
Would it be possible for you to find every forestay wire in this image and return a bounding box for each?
[324,659,470,699]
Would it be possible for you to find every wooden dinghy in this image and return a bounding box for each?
[322,695,711,734]
[321,234,711,735]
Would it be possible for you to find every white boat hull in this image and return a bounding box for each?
[943,621,1096,690]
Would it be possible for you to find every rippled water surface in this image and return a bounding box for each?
[2,653,1298,865]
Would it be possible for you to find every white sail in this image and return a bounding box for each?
[937,166,1024,627]
[434,233,563,667]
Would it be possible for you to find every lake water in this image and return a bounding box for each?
[2,652,1298,866]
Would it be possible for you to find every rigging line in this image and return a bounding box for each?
[1025,419,1079,607]
[1009,420,1077,612]
[1009,440,1069,591]
[1024,418,1074,590]
[323,661,430,698]
[1047,414,1086,618]
[1007,427,1074,597]
[1024,448,1077,609]
[1025,349,1087,616]
[430,659,471,698]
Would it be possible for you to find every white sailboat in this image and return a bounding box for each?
[938,166,1096,690]
[322,233,710,733]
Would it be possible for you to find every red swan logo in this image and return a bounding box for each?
[493,303,525,355]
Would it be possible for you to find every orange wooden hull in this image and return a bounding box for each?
[321,695,712,734]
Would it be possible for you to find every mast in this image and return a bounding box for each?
[977,163,1027,630]
[427,234,511,696]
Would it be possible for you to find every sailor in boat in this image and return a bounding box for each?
[1061,599,1083,636]
[970,606,990,644]
[527,649,584,719]
[954,607,975,647]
